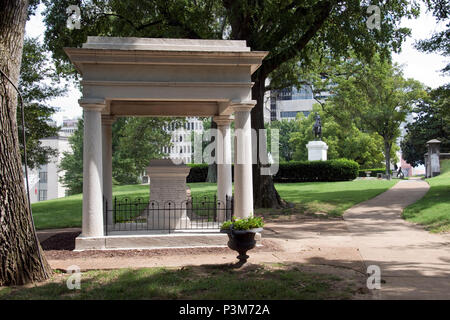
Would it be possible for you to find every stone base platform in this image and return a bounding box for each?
[75,230,262,251]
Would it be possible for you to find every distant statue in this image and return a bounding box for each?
[312,113,322,140]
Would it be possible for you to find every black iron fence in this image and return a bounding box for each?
[104,195,233,235]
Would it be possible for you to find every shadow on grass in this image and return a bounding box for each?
[0,262,363,300]
[2,255,449,300]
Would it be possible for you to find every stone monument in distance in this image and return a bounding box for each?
[306,113,328,161]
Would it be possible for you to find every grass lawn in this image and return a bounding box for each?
[403,160,450,233]
[0,263,358,300]
[263,179,397,217]
[32,180,397,229]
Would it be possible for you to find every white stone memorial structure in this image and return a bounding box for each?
[64,37,267,250]
[306,140,328,161]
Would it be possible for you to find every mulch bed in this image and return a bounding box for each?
[40,232,81,251]
[40,231,281,260]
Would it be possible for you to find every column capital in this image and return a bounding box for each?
[213,115,234,126]
[79,99,106,112]
[231,100,256,112]
[101,115,116,126]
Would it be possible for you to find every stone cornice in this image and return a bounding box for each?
[213,115,234,126]
[231,100,256,112]
[64,47,268,74]
[81,80,254,88]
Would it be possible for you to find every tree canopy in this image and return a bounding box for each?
[60,116,182,194]
[286,106,389,168]
[18,37,67,169]
[401,84,450,166]
[322,54,425,177]
[415,0,449,73]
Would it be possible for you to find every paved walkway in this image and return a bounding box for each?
[41,179,450,299]
[344,179,450,299]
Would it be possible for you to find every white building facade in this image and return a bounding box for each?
[162,117,204,164]
[28,118,78,203]
[267,84,330,122]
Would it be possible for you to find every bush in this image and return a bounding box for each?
[273,159,359,182]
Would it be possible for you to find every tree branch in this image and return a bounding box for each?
[157,4,202,39]
[264,1,334,76]
[99,13,163,31]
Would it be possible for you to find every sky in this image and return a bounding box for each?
[25,4,449,125]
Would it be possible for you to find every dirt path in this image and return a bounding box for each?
[344,179,450,299]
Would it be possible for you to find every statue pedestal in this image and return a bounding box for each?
[306,141,328,161]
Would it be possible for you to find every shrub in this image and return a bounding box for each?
[221,216,264,230]
[273,159,359,182]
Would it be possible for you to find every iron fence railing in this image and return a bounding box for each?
[104,195,233,235]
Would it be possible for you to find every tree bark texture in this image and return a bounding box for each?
[251,70,285,209]
[0,0,52,286]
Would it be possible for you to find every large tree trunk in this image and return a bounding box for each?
[0,0,52,286]
[251,70,285,208]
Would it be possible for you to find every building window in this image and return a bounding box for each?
[280,111,298,118]
[39,190,47,201]
[39,171,47,183]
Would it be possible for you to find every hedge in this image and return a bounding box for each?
[188,159,359,183]
[273,159,359,182]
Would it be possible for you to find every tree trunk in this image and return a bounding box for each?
[384,141,392,180]
[251,70,285,208]
[0,0,52,286]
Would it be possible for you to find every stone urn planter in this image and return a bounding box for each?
[220,217,264,265]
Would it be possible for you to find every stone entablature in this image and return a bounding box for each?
[65,36,267,117]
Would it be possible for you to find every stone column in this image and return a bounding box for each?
[233,102,255,219]
[427,139,441,177]
[102,115,115,228]
[80,100,105,237]
[213,115,233,222]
